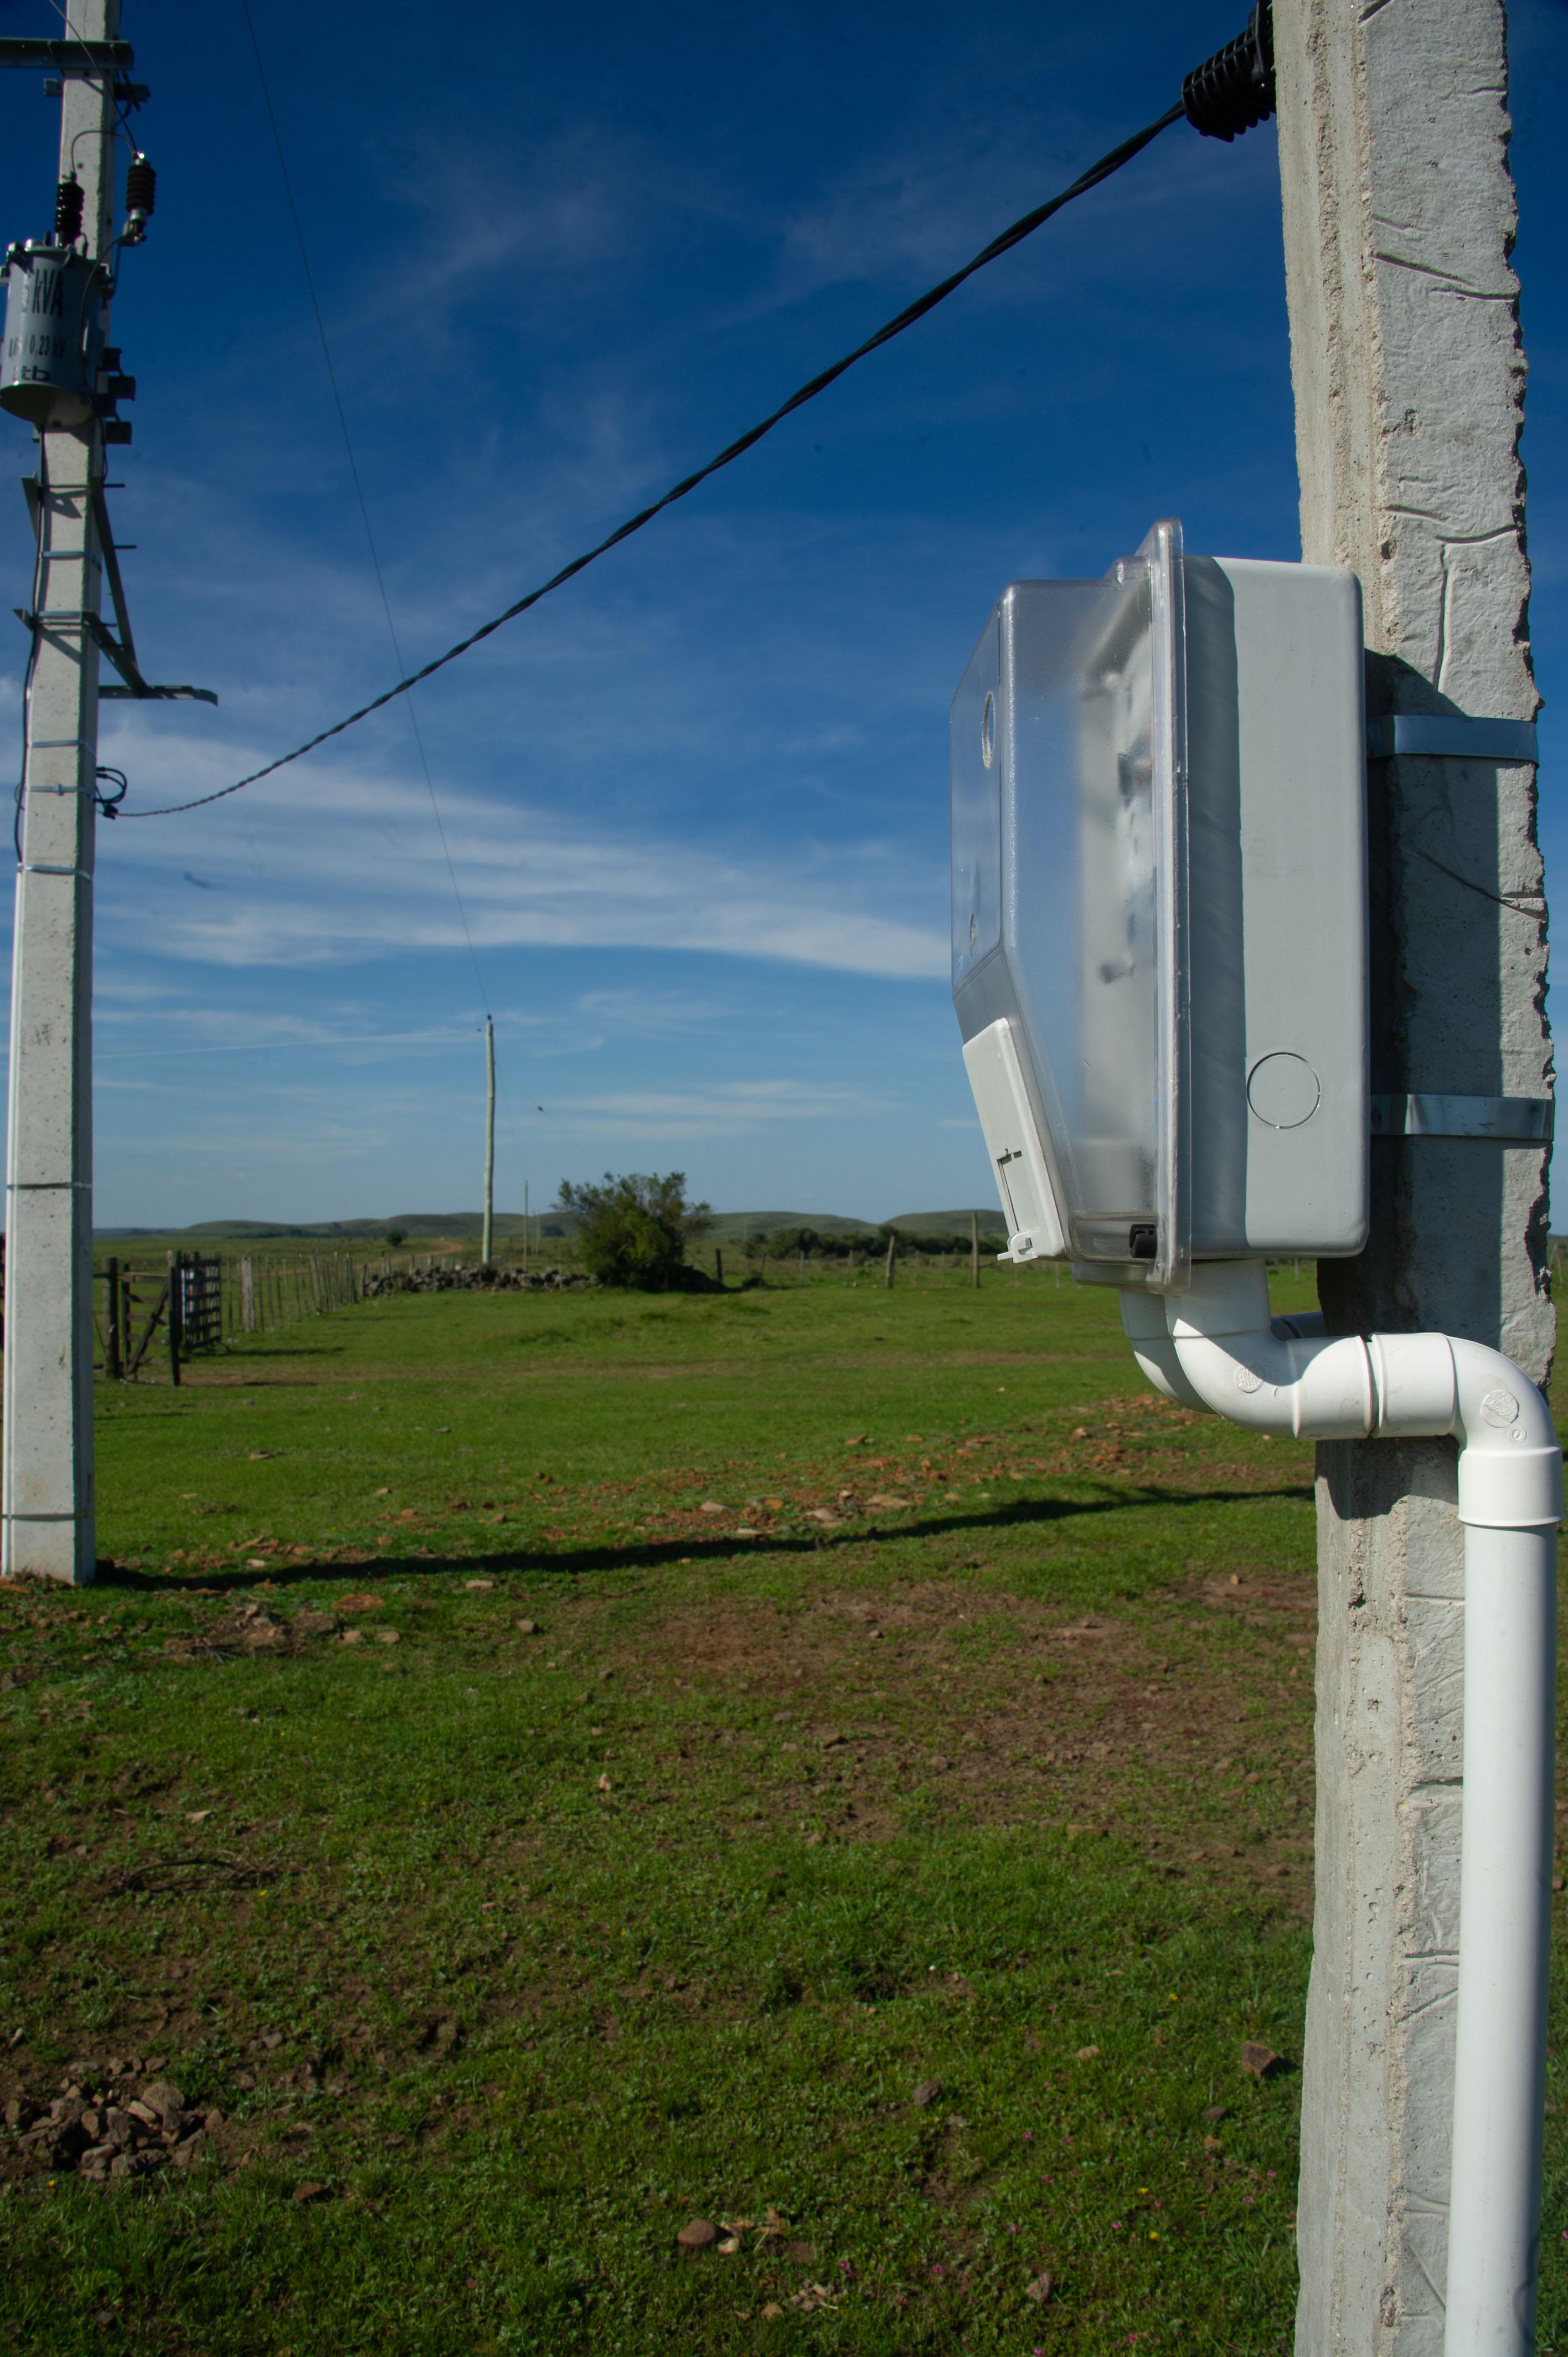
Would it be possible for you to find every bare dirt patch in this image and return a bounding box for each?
[619,1572,1315,1904]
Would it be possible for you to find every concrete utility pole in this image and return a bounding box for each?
[481,1016,495,1268]
[1275,4,1551,2349]
[2,0,120,1585]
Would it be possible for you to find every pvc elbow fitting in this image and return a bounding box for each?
[1446,1336,1563,1529]
[1120,1262,1564,1528]
[1127,1262,1374,1440]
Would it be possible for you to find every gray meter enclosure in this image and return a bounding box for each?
[951,519,1367,1289]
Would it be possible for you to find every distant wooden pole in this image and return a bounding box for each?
[482,1018,496,1268]
[884,1234,896,1289]
[971,1211,981,1290]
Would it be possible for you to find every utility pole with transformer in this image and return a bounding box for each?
[0,3,210,1585]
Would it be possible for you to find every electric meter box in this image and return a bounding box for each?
[951,518,1367,1291]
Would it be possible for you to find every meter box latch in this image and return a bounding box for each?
[962,1016,1067,1265]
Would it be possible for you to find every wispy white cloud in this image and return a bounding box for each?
[575,987,725,1032]
[547,1078,873,1141]
[96,745,947,981]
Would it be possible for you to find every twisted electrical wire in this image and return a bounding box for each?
[124,8,1276,822]
[121,105,1183,818]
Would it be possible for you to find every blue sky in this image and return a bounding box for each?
[0,0,1562,1229]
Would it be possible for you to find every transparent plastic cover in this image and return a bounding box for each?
[951,521,1187,1284]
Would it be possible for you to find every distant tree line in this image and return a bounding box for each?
[753,1224,999,1260]
[547,1175,1007,1291]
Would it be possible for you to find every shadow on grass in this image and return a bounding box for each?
[122,1343,352,1376]
[95,1479,1313,1595]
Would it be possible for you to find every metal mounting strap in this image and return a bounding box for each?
[1372,1093,1553,1143]
[1368,715,1539,763]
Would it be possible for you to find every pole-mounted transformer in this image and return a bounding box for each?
[0,139,154,433]
[0,234,106,428]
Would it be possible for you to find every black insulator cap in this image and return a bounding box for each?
[53,175,84,244]
[1182,1,1276,141]
[124,153,156,217]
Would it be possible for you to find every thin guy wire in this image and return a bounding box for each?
[124,97,1185,819]
[236,0,491,1013]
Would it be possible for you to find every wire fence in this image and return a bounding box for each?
[32,1230,1566,1387]
[88,1243,573,1382]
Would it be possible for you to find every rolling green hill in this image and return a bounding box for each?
[93,1206,1009,1247]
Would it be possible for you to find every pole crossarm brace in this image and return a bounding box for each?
[11,603,215,704]
[86,484,215,701]
[10,482,217,705]
[90,485,136,667]
[0,37,133,70]
[86,614,215,703]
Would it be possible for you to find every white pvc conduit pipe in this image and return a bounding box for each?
[1119,1259,1561,2357]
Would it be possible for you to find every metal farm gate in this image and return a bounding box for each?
[172,1251,223,1356]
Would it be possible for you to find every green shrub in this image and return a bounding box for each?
[555,1171,711,1291]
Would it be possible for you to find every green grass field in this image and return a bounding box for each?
[0,1268,1561,2355]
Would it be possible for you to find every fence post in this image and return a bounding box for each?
[884,1234,896,1289]
[167,1253,182,1387]
[105,1254,121,1380]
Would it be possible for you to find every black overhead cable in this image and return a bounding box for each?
[124,6,1276,822]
